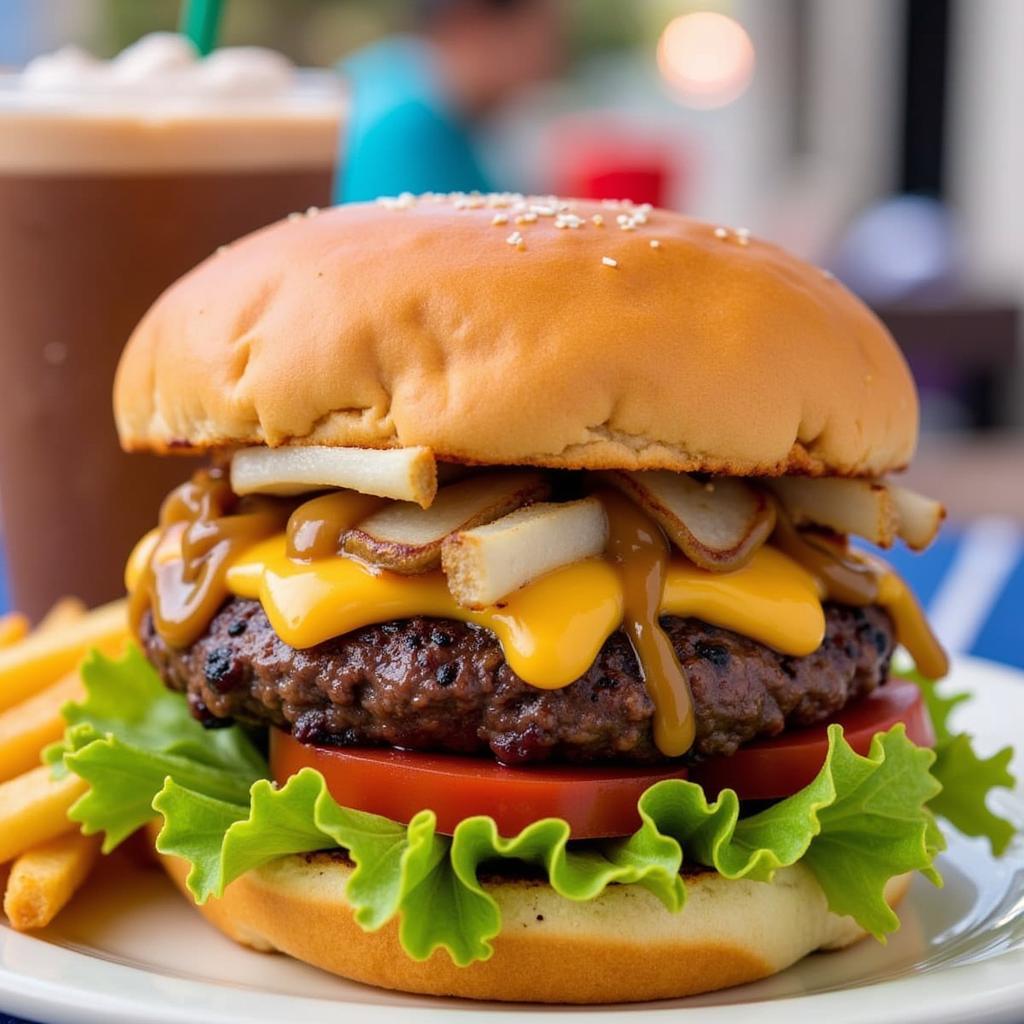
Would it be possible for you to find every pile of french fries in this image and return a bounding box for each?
[0,597,127,931]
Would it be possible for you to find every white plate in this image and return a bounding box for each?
[2,655,1023,1024]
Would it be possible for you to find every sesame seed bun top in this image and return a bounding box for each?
[113,194,917,477]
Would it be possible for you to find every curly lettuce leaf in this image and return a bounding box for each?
[51,646,264,851]
[54,648,964,964]
[930,735,1015,855]
[802,727,942,937]
[897,667,1016,855]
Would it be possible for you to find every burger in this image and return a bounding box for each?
[52,194,1014,1003]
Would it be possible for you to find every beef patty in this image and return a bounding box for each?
[140,598,895,765]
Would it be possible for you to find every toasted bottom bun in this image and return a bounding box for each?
[150,826,912,1004]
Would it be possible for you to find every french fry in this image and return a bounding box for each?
[231,445,439,507]
[0,613,29,649]
[0,765,86,863]
[0,598,126,712]
[766,477,898,547]
[0,670,84,783]
[442,497,609,608]
[3,831,100,930]
[888,485,946,551]
[35,597,87,635]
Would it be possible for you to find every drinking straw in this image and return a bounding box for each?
[179,0,225,56]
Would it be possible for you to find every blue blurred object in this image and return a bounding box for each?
[0,540,9,616]
[830,195,962,305]
[335,35,492,203]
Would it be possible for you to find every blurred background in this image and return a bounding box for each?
[0,0,1021,662]
[3,0,1021,450]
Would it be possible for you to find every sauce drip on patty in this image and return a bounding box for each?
[600,490,696,757]
[128,469,290,648]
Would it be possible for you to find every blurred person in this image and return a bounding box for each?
[336,0,565,202]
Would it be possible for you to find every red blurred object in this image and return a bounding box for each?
[549,117,683,207]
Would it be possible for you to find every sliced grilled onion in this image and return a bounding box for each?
[442,497,609,609]
[766,477,898,547]
[342,471,550,574]
[605,470,776,572]
[231,445,437,508]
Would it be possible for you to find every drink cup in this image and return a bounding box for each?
[0,35,343,617]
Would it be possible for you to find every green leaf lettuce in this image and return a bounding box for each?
[897,667,1016,855]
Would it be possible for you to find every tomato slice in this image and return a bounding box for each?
[270,730,688,839]
[271,680,933,837]
[688,679,935,801]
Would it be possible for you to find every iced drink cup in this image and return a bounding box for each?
[0,35,342,617]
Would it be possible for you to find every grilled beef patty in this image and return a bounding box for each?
[140,598,894,765]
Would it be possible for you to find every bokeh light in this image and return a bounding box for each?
[657,11,755,109]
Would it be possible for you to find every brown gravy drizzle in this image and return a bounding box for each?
[771,506,948,679]
[771,512,880,605]
[286,491,384,561]
[129,468,291,648]
[599,490,697,758]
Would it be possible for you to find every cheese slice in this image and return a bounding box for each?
[219,536,826,689]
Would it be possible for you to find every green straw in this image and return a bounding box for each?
[179,0,225,56]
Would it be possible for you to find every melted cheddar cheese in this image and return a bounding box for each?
[128,529,828,691]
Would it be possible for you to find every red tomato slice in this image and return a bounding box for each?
[271,680,933,836]
[270,730,688,839]
[688,679,935,801]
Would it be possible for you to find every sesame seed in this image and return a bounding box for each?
[822,269,835,280]
[602,256,618,268]
[650,239,661,249]
[592,214,605,227]
[305,206,320,217]
[492,213,509,226]
[377,192,416,210]
[216,244,230,255]
[737,236,750,246]
[530,204,556,217]
[287,211,302,222]
[713,226,728,239]
[735,227,751,238]
[506,231,525,250]
[515,212,538,225]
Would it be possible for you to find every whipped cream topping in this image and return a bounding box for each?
[20,33,296,100]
